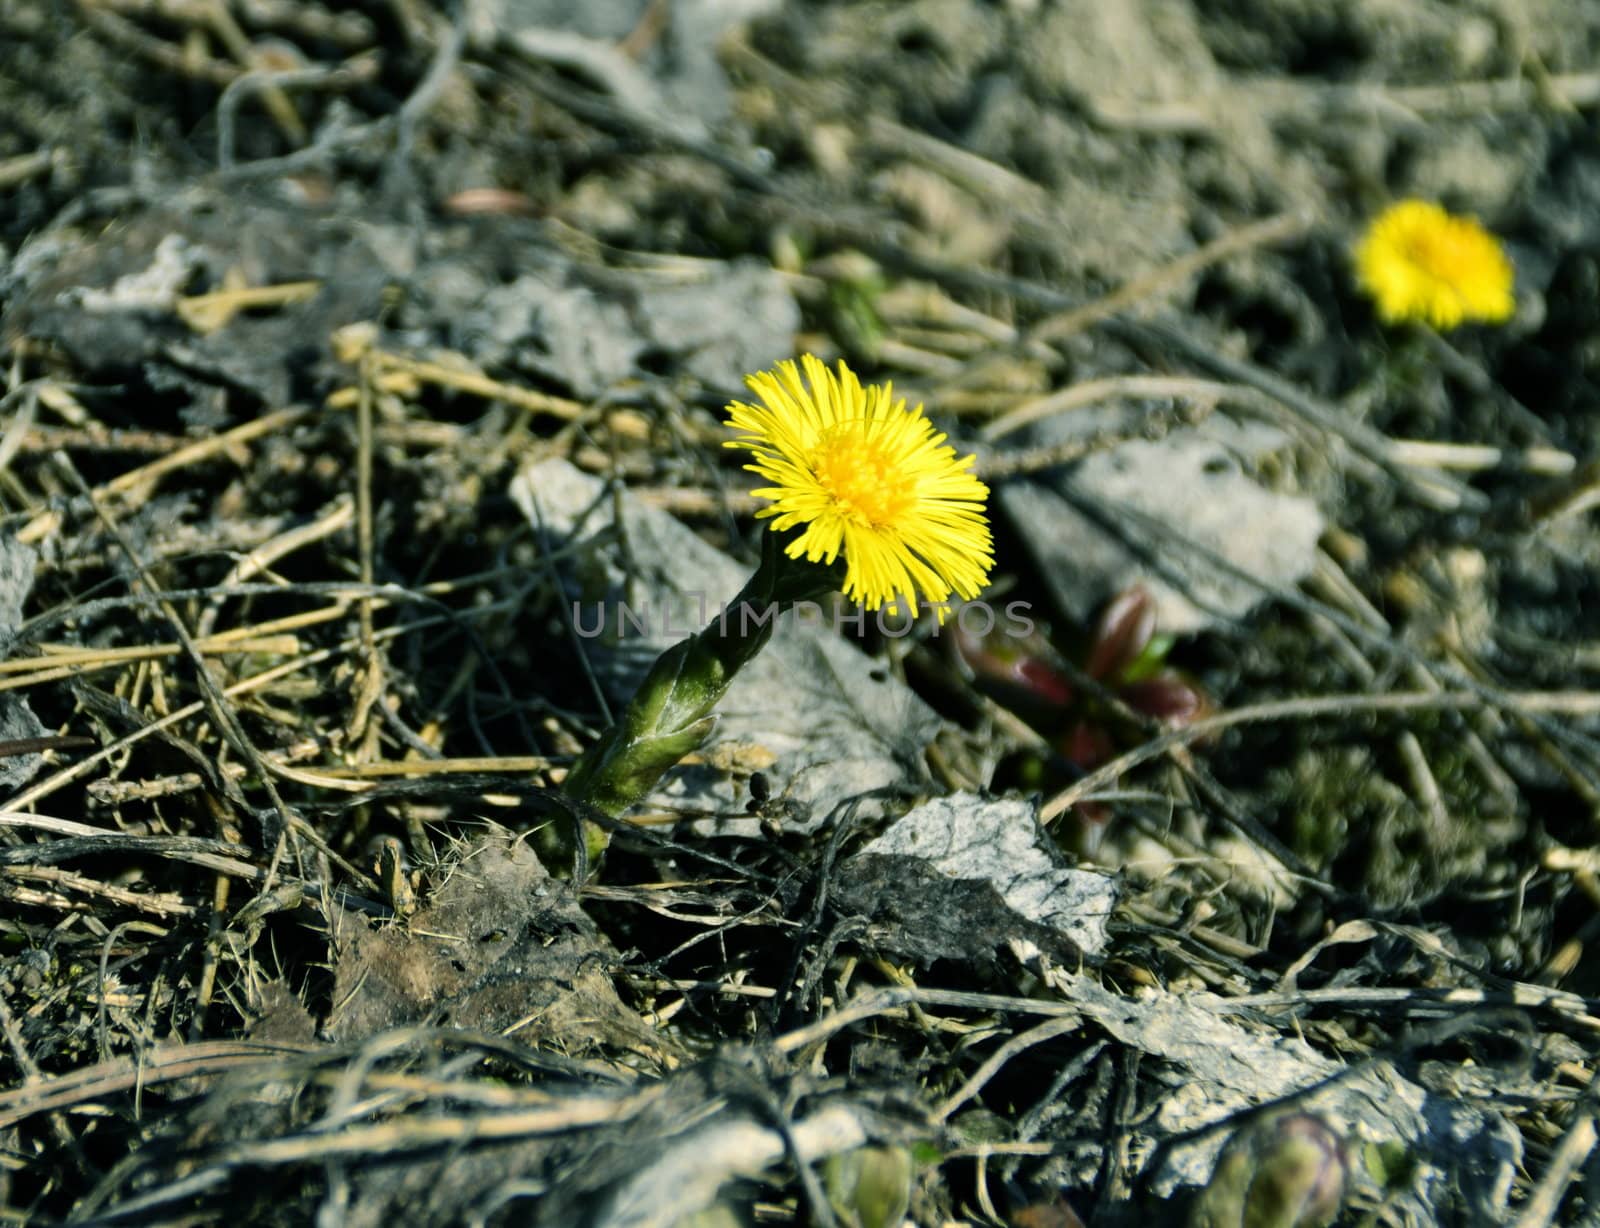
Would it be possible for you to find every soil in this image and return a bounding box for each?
[2,2,1600,1226]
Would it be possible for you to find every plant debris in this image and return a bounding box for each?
[3,2,1600,1225]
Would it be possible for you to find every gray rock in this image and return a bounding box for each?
[635,261,801,393]
[1000,421,1324,633]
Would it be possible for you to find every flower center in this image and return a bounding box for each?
[810,425,915,527]
[1401,224,1466,280]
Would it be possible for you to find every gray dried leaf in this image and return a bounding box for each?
[468,272,644,399]
[1041,965,1520,1224]
[1000,420,1323,633]
[2,201,398,405]
[634,262,800,392]
[0,534,37,642]
[848,792,1115,956]
[471,261,798,398]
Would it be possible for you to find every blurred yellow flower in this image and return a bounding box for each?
[726,354,993,617]
[1355,199,1514,329]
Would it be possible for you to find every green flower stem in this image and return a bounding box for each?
[546,531,844,868]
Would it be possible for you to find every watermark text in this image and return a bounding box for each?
[571,593,1035,640]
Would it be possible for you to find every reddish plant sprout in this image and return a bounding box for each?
[949,620,1077,717]
[954,585,1210,854]
[1083,585,1159,682]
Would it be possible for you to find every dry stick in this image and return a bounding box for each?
[87,0,376,47]
[0,148,58,190]
[0,816,277,881]
[198,808,235,1033]
[4,602,509,883]
[617,0,671,58]
[11,423,204,456]
[55,455,302,833]
[207,1091,658,1166]
[1513,1107,1599,1228]
[201,0,305,144]
[97,919,165,1062]
[1094,1051,1142,1217]
[817,225,1481,511]
[1083,70,1600,133]
[1448,639,1600,813]
[0,633,310,692]
[1176,757,1327,894]
[0,1038,319,1131]
[194,502,356,638]
[1041,691,1510,824]
[975,399,1219,480]
[323,346,587,420]
[630,486,764,518]
[310,756,553,779]
[357,357,378,649]
[1100,488,1600,785]
[505,43,772,194]
[867,114,1055,215]
[0,380,40,477]
[54,455,304,1032]
[16,573,541,772]
[889,325,1004,359]
[71,0,241,86]
[389,2,466,193]
[209,113,396,185]
[1539,852,1600,985]
[0,735,96,757]
[3,864,193,917]
[933,1015,1084,1123]
[1416,325,1559,450]
[1196,984,1600,1029]
[16,581,493,676]
[345,354,385,756]
[1120,897,1262,962]
[1031,210,1316,345]
[1396,727,1452,829]
[1302,557,1462,835]
[1308,550,1521,811]
[12,844,375,925]
[876,282,1022,345]
[4,649,333,813]
[914,207,1317,404]
[774,986,1079,1057]
[175,279,322,334]
[18,406,311,544]
[216,61,376,171]
[1386,438,1575,476]
[257,758,384,795]
[20,473,382,901]
[979,375,1248,442]
[1104,316,1482,511]
[1293,69,1600,118]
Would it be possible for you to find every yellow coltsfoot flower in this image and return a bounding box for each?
[558,355,992,843]
[1355,199,1514,329]
[726,354,993,617]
